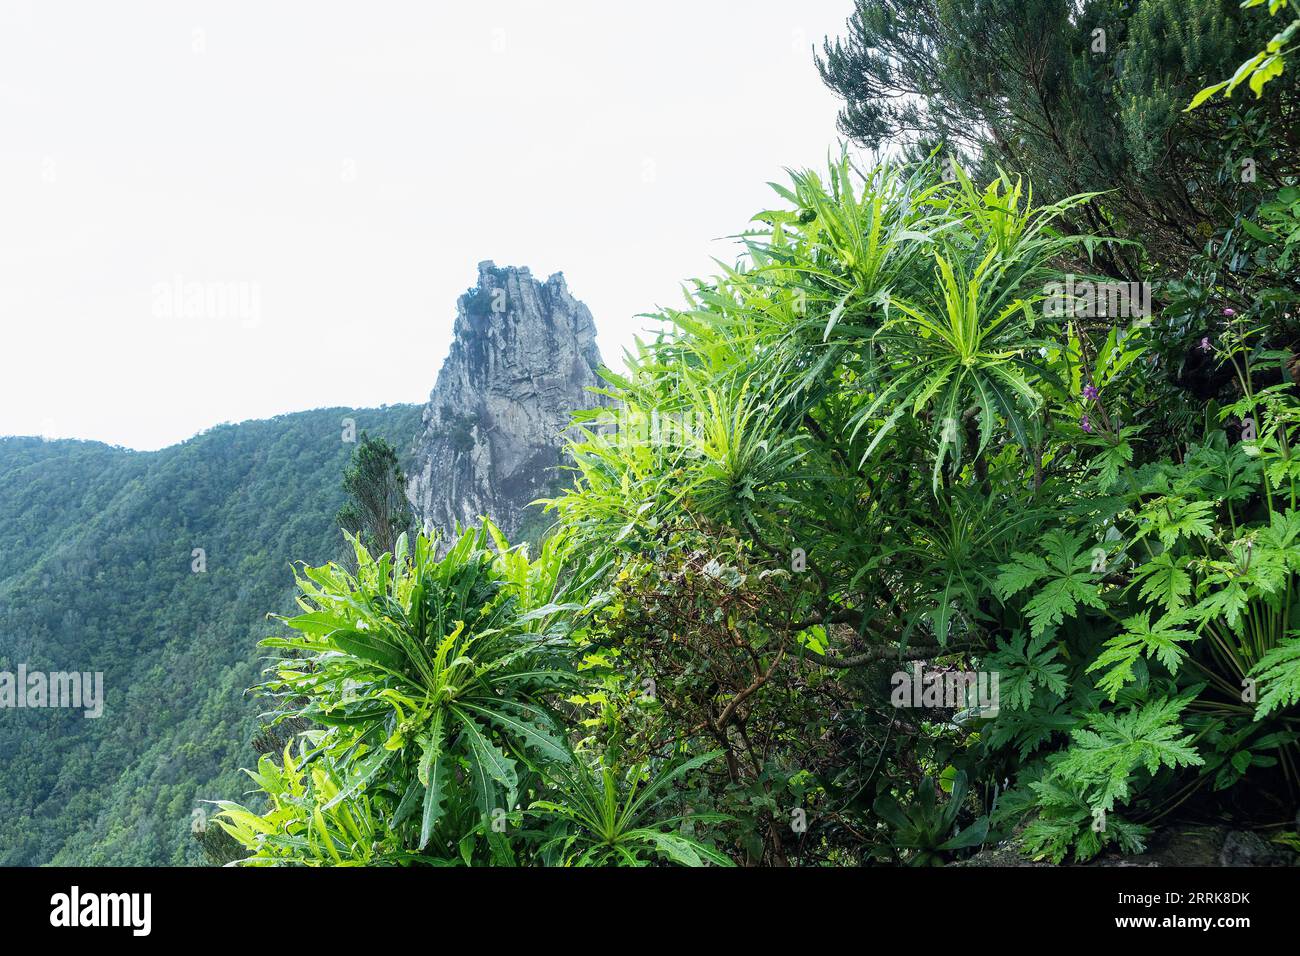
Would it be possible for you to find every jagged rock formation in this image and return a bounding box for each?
[407,261,605,542]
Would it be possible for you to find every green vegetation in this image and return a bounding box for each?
[817,0,1300,355]
[215,525,734,866]
[1189,0,1299,108]
[0,405,421,865]
[336,434,416,558]
[218,150,1300,867]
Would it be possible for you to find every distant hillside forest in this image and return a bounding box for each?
[0,406,422,864]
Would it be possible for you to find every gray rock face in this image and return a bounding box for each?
[957,824,1300,867]
[407,261,605,542]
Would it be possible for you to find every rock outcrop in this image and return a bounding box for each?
[407,261,605,542]
[956,823,1300,867]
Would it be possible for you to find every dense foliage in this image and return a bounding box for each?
[217,145,1299,867]
[545,153,1299,865]
[215,526,733,866]
[817,0,1300,415]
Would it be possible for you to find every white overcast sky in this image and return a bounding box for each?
[0,1,856,450]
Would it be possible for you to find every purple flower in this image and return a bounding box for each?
[1200,336,1212,352]
[1082,383,1099,401]
[1081,414,1093,434]
[1223,307,1236,317]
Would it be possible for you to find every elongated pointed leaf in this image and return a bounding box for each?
[418,755,449,850]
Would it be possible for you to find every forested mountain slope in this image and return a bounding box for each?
[0,405,422,864]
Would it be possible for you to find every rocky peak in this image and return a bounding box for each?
[407,261,604,542]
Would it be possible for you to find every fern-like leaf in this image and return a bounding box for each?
[987,631,1068,710]
[1086,611,1197,700]
[995,531,1104,636]
[1250,634,1300,720]
[1132,552,1192,613]
[1051,696,1203,812]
